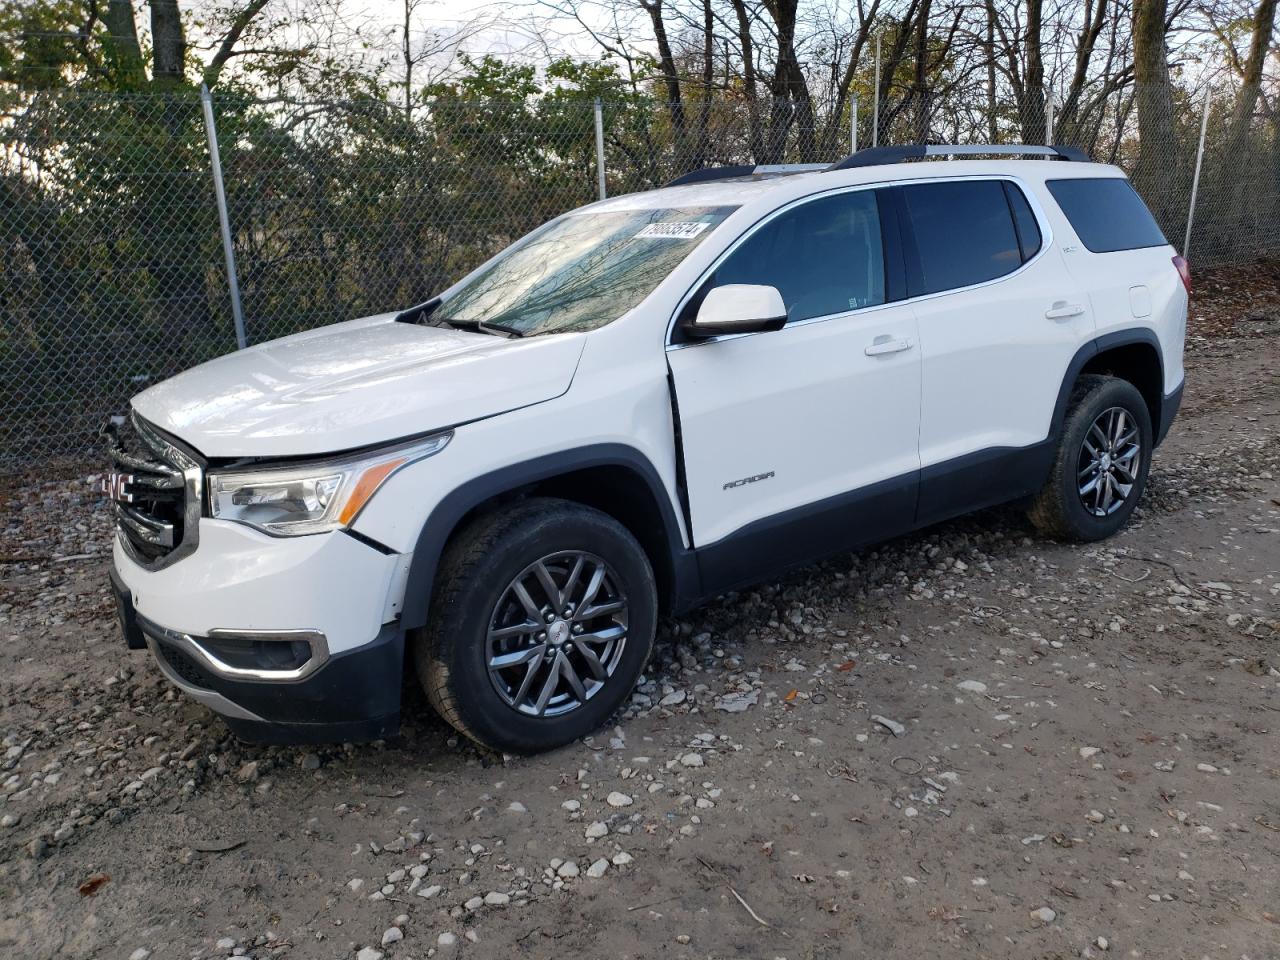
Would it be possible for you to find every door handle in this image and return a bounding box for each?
[864,336,914,356]
[1045,302,1086,320]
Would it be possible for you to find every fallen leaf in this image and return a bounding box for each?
[78,872,110,897]
[836,661,856,672]
[192,838,246,854]
[783,689,798,702]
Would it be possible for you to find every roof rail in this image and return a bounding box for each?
[665,163,829,188]
[828,143,1090,170]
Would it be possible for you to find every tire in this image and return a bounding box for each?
[1027,374,1153,542]
[412,498,657,754]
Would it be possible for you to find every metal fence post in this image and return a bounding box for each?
[850,95,858,154]
[872,34,881,148]
[1184,89,1212,259]
[200,84,247,350]
[1045,92,1055,146]
[593,98,607,201]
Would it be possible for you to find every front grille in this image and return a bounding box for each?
[104,413,200,567]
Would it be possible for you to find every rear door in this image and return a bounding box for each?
[667,188,921,591]
[897,177,1096,525]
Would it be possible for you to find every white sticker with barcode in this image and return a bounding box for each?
[635,221,709,240]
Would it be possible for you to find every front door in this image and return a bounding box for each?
[666,188,922,594]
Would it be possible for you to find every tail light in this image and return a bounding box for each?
[1172,255,1191,294]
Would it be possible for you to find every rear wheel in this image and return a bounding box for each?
[413,498,657,753]
[1028,375,1153,541]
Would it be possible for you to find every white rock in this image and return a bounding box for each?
[557,860,580,878]
[956,680,988,694]
[381,927,403,946]
[356,951,383,960]
[417,884,443,899]
[606,791,633,808]
[346,878,364,893]
[585,821,609,839]
[1086,810,1106,823]
[484,891,511,906]
[561,799,581,812]
[1196,762,1218,773]
[437,932,457,948]
[129,951,150,960]
[1030,906,1056,924]
[872,715,906,737]
[660,691,687,707]
[215,939,235,950]
[679,752,705,768]
[507,801,528,813]
[1095,936,1110,951]
[1079,746,1101,759]
[612,851,634,866]
[715,690,759,713]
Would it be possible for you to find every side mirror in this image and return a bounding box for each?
[682,284,788,339]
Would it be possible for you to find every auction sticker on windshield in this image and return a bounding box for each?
[636,221,710,240]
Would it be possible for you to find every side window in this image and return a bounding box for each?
[1003,182,1042,263]
[901,180,1024,295]
[1045,178,1166,253]
[707,190,886,324]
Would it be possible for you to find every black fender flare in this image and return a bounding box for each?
[1050,328,1165,440]
[398,443,695,630]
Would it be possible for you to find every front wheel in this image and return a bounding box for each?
[413,498,657,754]
[1027,374,1153,541]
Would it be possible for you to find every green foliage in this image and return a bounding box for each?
[0,0,91,94]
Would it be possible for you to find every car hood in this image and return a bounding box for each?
[130,314,587,458]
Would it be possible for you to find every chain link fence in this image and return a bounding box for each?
[2,87,1276,465]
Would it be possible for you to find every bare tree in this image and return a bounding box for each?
[1132,0,1176,211]
[150,0,187,85]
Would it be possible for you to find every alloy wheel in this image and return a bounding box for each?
[1077,406,1142,517]
[485,551,629,717]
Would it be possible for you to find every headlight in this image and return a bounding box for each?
[208,432,451,536]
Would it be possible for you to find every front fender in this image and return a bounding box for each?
[397,443,695,629]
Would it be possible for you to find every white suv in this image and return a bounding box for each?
[106,144,1188,753]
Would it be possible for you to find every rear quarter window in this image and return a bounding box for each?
[1045,178,1167,253]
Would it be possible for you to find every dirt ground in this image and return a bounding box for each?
[2,264,1279,960]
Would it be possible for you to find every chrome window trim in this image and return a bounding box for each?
[664,173,1054,351]
[138,613,330,683]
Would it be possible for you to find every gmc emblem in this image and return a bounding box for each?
[103,471,136,504]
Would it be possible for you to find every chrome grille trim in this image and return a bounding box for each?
[117,504,176,548]
[105,412,202,570]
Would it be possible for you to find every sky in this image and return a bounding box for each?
[362,0,611,67]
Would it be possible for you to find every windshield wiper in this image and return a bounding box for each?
[477,320,525,338]
[395,299,525,338]
[423,317,521,338]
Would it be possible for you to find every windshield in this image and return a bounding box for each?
[432,205,737,336]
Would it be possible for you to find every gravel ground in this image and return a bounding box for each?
[2,272,1279,960]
